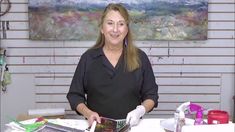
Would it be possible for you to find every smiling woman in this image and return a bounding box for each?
[101,9,128,67]
[1,0,235,132]
[66,3,159,128]
[101,10,128,47]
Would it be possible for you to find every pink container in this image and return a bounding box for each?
[207,110,229,124]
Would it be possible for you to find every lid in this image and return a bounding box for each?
[208,110,228,115]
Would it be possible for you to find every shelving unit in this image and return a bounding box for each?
[0,49,6,92]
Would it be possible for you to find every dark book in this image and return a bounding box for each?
[35,122,84,132]
[94,117,130,132]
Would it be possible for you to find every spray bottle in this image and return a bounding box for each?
[189,103,205,125]
[174,102,190,132]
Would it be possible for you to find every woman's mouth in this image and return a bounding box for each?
[110,34,120,38]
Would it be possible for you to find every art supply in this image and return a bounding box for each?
[207,110,229,124]
[189,103,205,125]
[174,102,190,132]
[175,111,186,132]
[28,108,65,117]
[7,117,46,132]
[89,121,96,132]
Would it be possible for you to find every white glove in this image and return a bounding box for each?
[126,105,146,127]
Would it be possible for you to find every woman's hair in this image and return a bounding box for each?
[91,3,140,72]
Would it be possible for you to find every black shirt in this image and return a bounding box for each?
[67,47,158,119]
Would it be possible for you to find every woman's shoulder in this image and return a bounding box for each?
[82,48,100,57]
[137,48,148,59]
[80,47,102,63]
[136,48,151,68]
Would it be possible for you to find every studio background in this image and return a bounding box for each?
[0,0,234,131]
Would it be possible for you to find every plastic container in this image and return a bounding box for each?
[189,103,204,125]
[175,112,185,132]
[207,110,229,124]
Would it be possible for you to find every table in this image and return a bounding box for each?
[4,118,235,132]
[5,118,166,132]
[182,124,235,132]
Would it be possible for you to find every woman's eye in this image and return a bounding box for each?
[119,23,124,26]
[107,22,113,25]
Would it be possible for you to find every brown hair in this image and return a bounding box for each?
[91,3,140,72]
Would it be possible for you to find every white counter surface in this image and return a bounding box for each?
[4,118,235,132]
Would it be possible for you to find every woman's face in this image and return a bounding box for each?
[101,10,128,46]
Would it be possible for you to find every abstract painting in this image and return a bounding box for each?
[29,0,208,40]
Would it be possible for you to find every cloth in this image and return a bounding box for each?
[67,47,158,118]
[85,54,140,119]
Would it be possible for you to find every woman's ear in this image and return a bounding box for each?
[100,27,104,34]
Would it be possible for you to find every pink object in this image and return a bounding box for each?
[207,110,229,124]
[189,103,204,125]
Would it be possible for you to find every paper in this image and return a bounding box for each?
[28,108,65,116]
[160,118,194,131]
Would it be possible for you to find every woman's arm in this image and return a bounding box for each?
[77,103,101,126]
[141,99,155,112]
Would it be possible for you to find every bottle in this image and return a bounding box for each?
[174,102,190,132]
[189,103,204,125]
[175,111,186,132]
[194,109,204,125]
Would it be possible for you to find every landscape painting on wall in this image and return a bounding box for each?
[29,0,208,40]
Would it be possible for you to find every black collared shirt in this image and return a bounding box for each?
[67,47,158,119]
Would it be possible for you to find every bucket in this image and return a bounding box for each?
[207,110,229,124]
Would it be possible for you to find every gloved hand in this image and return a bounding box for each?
[126,105,146,127]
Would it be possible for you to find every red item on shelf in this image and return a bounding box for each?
[207,110,229,124]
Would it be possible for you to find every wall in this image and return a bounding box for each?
[0,0,234,130]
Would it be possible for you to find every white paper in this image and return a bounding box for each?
[160,118,194,131]
[28,108,65,116]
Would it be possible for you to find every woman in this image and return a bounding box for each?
[67,3,158,127]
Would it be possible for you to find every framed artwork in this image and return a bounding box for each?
[29,0,208,40]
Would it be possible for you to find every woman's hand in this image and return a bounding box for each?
[77,103,101,126]
[126,105,146,127]
[87,111,101,126]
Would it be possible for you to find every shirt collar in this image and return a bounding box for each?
[91,46,125,59]
[91,47,105,59]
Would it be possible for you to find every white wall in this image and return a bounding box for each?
[0,0,234,130]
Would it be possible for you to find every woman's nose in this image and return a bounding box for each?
[113,24,118,32]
